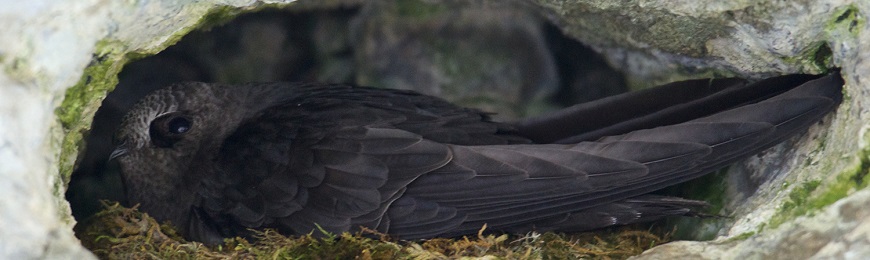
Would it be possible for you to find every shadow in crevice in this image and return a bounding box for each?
[66,4,626,222]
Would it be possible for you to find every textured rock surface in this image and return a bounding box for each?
[349,0,558,119]
[637,188,870,259]
[0,0,297,258]
[534,0,858,86]
[531,0,870,258]
[1,0,868,259]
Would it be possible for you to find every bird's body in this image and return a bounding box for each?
[113,73,843,244]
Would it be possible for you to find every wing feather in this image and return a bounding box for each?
[186,73,841,241]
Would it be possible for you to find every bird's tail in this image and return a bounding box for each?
[518,73,840,144]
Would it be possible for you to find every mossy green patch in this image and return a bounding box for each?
[774,180,822,224]
[655,167,730,241]
[769,149,870,229]
[775,4,863,74]
[55,3,296,183]
[780,42,834,74]
[676,168,729,214]
[810,43,833,72]
[828,5,864,36]
[77,202,675,259]
[725,231,756,243]
[56,39,128,183]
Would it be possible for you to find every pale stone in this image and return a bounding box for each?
[0,0,296,258]
[532,0,870,258]
[1,0,868,258]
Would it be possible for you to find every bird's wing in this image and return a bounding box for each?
[190,73,840,240]
[499,194,710,233]
[191,85,529,239]
[517,74,823,143]
[389,73,842,238]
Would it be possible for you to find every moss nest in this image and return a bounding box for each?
[65,1,859,258]
[76,202,674,259]
[65,3,667,257]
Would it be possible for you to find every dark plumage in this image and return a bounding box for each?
[112,72,843,244]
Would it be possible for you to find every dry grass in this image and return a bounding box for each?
[75,202,673,259]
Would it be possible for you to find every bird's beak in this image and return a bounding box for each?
[108,141,129,161]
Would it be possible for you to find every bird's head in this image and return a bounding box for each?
[110,82,237,214]
[111,81,297,221]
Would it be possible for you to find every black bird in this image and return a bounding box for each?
[111,72,843,244]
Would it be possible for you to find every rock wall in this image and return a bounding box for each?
[0,0,867,258]
[533,0,870,258]
[0,1,298,258]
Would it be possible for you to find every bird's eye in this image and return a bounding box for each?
[167,117,191,134]
[150,112,193,148]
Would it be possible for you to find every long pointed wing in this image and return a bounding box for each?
[188,73,840,241]
[517,74,823,143]
[189,84,527,241]
[387,73,842,238]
